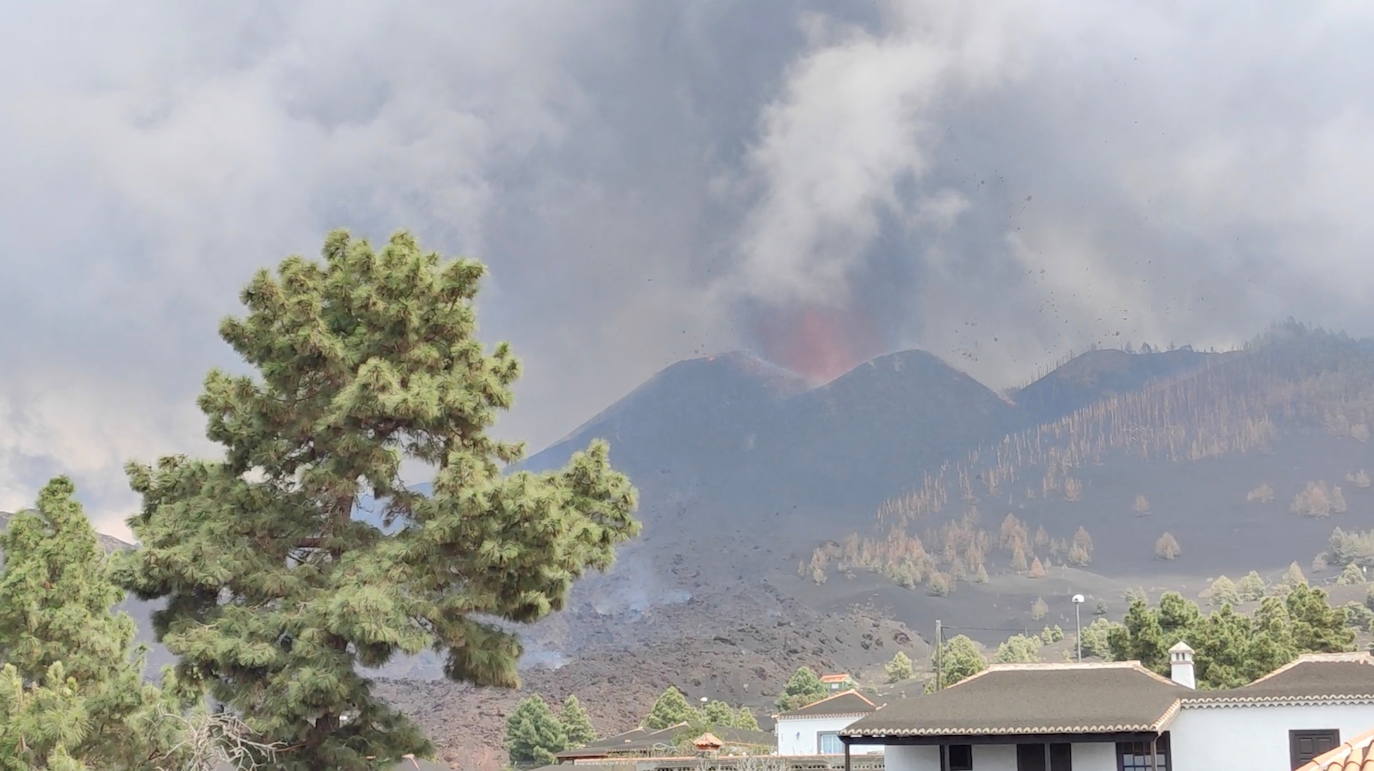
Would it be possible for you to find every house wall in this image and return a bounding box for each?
[1170,702,1374,771]
[883,741,1118,771]
[776,715,884,755]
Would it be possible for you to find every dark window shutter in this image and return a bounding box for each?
[1050,742,1072,771]
[1017,743,1048,771]
[1290,729,1341,769]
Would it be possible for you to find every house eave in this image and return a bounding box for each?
[1180,693,1374,708]
[839,730,1166,746]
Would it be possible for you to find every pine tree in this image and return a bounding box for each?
[776,667,827,711]
[1154,532,1181,560]
[114,231,639,769]
[994,634,1043,663]
[1027,557,1047,578]
[702,700,735,727]
[1286,584,1355,652]
[1031,596,1049,620]
[1338,563,1367,585]
[735,706,760,731]
[646,686,697,729]
[505,696,567,766]
[0,478,161,768]
[0,662,88,771]
[885,651,914,683]
[559,695,596,749]
[1284,561,1309,588]
[1109,598,1168,672]
[927,635,985,691]
[1208,575,1240,606]
[1238,571,1267,601]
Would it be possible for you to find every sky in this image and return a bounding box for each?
[4,1,1374,538]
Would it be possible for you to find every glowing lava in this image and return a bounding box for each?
[755,304,877,382]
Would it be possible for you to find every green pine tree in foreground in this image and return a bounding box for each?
[506,696,567,766]
[115,230,640,769]
[0,478,166,769]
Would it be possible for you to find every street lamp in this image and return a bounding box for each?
[1072,594,1085,662]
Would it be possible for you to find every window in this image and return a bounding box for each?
[1117,734,1170,771]
[1290,729,1340,769]
[1018,743,1072,771]
[818,732,843,754]
[947,744,973,770]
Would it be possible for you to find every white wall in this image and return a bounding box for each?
[1171,703,1374,771]
[775,715,884,755]
[881,742,1118,771]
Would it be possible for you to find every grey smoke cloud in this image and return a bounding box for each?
[2,1,1373,536]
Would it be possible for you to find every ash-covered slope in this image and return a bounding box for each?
[524,348,1025,548]
[1013,347,1223,421]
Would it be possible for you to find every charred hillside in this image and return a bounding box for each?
[815,325,1374,594]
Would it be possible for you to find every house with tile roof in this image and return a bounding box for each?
[822,672,857,690]
[553,723,690,762]
[775,688,884,756]
[840,645,1374,771]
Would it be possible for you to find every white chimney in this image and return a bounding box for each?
[1169,641,1195,689]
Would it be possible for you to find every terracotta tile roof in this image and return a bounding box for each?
[820,673,853,683]
[1299,728,1374,771]
[692,732,723,750]
[1182,653,1374,707]
[843,661,1189,738]
[776,688,878,719]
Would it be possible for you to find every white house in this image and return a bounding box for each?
[775,689,884,756]
[840,645,1374,771]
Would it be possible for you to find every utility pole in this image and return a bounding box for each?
[935,619,943,691]
[1072,594,1085,662]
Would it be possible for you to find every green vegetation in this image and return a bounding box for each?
[0,479,169,769]
[885,651,914,683]
[1339,563,1367,585]
[1080,618,1122,659]
[776,666,828,711]
[702,700,736,727]
[1208,575,1240,606]
[1238,571,1267,601]
[505,696,567,766]
[114,231,639,768]
[645,686,696,730]
[559,696,596,749]
[1326,527,1374,569]
[1107,588,1353,688]
[927,635,986,691]
[994,634,1043,664]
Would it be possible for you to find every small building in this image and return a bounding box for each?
[776,689,883,756]
[823,673,857,691]
[841,647,1374,771]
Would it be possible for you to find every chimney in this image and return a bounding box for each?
[1169,641,1195,689]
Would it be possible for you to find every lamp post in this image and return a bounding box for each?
[1072,594,1085,662]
